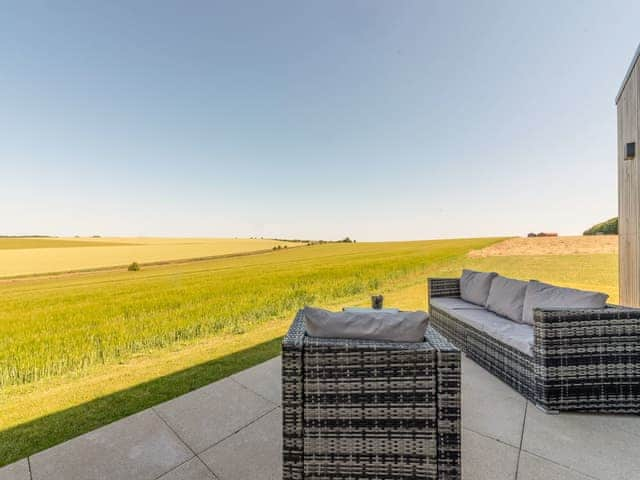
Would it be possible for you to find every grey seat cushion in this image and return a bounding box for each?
[460,269,497,306]
[522,280,609,325]
[303,306,429,342]
[453,308,534,356]
[343,307,400,313]
[485,275,528,322]
[430,297,486,311]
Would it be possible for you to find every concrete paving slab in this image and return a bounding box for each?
[231,356,281,405]
[156,457,216,480]
[154,377,275,454]
[12,353,638,480]
[29,410,192,480]
[200,408,282,480]
[462,428,519,480]
[0,459,30,480]
[517,451,596,480]
[462,355,527,447]
[595,413,640,439]
[522,402,640,480]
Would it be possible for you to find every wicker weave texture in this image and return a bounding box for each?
[534,308,640,413]
[428,277,640,414]
[282,311,461,479]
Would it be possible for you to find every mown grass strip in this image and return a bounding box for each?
[0,328,283,466]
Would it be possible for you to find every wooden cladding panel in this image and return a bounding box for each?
[618,60,640,306]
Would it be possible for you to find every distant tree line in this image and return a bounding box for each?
[267,237,356,245]
[0,235,56,238]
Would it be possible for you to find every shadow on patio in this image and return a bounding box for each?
[0,337,283,469]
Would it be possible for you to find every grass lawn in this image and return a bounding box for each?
[0,236,619,465]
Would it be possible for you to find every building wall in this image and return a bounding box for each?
[618,59,640,306]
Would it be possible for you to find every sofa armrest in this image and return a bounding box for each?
[282,312,305,480]
[533,306,640,340]
[428,277,461,299]
[533,306,640,358]
[532,307,640,412]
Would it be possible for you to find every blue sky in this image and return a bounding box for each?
[1,1,639,241]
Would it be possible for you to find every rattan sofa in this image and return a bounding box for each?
[282,310,461,480]
[428,277,640,414]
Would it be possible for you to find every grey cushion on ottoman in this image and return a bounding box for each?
[486,275,528,322]
[460,269,497,306]
[303,306,429,342]
[522,280,609,325]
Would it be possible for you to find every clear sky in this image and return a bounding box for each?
[1,1,639,241]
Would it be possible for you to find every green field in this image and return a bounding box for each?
[0,237,619,465]
[0,238,498,387]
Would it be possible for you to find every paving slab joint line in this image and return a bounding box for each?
[462,426,521,450]
[194,454,220,480]
[197,405,280,455]
[150,408,219,480]
[519,448,602,480]
[150,454,200,480]
[513,400,528,479]
[27,456,33,480]
[189,405,280,480]
[229,376,279,406]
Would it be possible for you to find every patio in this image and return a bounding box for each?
[1,355,639,480]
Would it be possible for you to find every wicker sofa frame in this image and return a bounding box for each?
[428,277,640,414]
[282,310,461,480]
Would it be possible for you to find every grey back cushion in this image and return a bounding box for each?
[303,306,429,342]
[460,269,497,306]
[485,275,528,322]
[522,280,609,325]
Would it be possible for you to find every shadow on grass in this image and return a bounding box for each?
[0,336,283,467]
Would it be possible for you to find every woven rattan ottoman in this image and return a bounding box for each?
[282,310,461,480]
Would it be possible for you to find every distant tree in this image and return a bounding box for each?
[583,217,618,235]
[128,262,141,271]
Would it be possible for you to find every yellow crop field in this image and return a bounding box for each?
[0,237,298,278]
[0,238,132,249]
